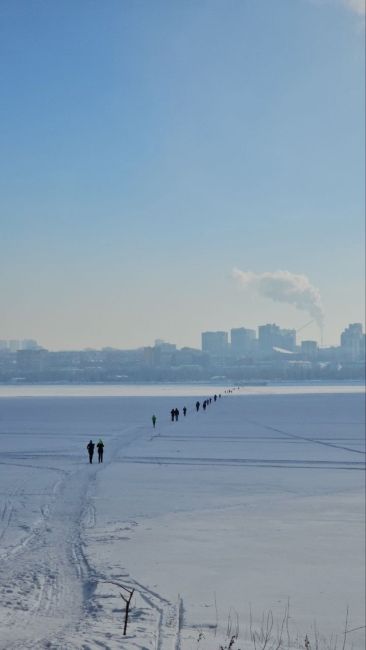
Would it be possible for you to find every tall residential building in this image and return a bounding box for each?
[279,329,296,351]
[154,339,177,353]
[16,349,48,373]
[301,340,318,359]
[258,324,280,352]
[258,324,296,353]
[340,323,364,361]
[230,327,256,358]
[153,339,176,367]
[201,331,229,357]
[21,339,39,350]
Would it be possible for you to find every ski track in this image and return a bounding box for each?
[244,419,366,455]
[115,456,365,470]
[0,422,182,649]
[0,465,94,649]
[0,425,137,648]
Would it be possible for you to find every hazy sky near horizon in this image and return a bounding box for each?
[1,0,364,350]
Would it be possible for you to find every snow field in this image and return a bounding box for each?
[0,386,364,649]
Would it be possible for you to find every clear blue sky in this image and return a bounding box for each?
[0,0,364,349]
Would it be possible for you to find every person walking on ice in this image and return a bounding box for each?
[183,407,187,416]
[87,440,95,464]
[195,401,200,412]
[97,439,104,463]
[152,414,157,428]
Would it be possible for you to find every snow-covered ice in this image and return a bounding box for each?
[0,384,364,649]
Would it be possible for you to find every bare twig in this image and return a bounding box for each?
[313,620,319,650]
[273,601,290,650]
[227,609,232,638]
[341,606,349,650]
[214,591,218,638]
[261,610,274,650]
[346,626,366,634]
[250,605,258,650]
[120,587,134,635]
[286,598,291,648]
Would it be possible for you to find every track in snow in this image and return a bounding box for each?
[0,423,149,649]
[0,464,96,649]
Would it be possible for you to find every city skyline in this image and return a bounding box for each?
[1,320,364,353]
[0,1,364,350]
[0,320,363,385]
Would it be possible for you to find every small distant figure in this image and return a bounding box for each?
[152,414,157,428]
[183,407,187,417]
[219,394,221,399]
[174,408,179,421]
[97,438,104,463]
[203,402,207,411]
[171,408,175,422]
[214,395,217,402]
[87,440,95,464]
[209,398,212,404]
[195,401,200,412]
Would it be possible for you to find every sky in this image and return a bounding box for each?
[0,0,364,350]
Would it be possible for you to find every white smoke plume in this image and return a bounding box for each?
[232,269,324,328]
[343,0,365,16]
[310,0,365,16]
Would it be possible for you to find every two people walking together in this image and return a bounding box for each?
[86,439,104,464]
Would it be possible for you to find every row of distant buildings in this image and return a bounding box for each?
[201,323,365,362]
[0,339,39,352]
[0,323,364,383]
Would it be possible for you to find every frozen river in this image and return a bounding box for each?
[0,384,364,649]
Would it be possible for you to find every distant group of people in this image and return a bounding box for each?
[166,392,225,423]
[86,386,241,462]
[170,406,187,421]
[151,393,226,430]
[195,394,220,412]
[86,438,104,464]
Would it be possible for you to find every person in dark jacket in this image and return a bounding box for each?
[171,408,175,422]
[152,414,157,428]
[97,439,104,463]
[195,401,200,412]
[183,407,187,416]
[203,402,207,411]
[174,408,179,421]
[87,440,95,464]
